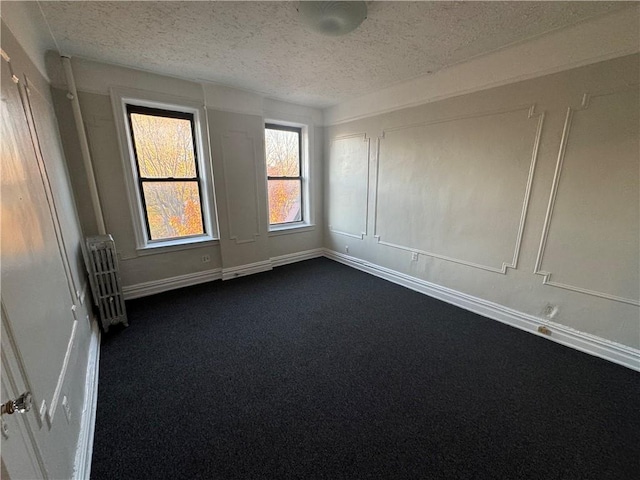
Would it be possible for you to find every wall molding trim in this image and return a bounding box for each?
[271,248,324,268]
[327,226,364,240]
[373,104,544,274]
[73,319,100,480]
[122,268,222,300]
[47,318,78,427]
[222,260,273,281]
[221,130,262,245]
[323,249,639,372]
[328,133,371,240]
[533,88,640,306]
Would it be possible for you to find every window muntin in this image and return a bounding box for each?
[265,124,303,225]
[126,104,206,241]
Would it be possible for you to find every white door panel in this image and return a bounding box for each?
[1,52,78,478]
[1,379,43,480]
[1,305,48,479]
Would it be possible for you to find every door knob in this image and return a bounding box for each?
[1,391,32,416]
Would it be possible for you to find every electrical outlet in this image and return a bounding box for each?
[537,325,552,336]
[411,252,418,262]
[345,245,349,253]
[202,254,211,263]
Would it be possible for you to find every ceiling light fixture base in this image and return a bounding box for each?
[298,1,368,36]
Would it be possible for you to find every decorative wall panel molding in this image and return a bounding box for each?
[374,105,544,273]
[328,133,370,239]
[46,318,78,426]
[221,130,261,244]
[534,87,640,306]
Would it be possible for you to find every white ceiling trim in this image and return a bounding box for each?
[324,6,640,126]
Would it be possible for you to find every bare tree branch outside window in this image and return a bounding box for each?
[128,107,204,240]
[265,125,302,224]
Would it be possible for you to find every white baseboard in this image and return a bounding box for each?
[223,249,324,278]
[123,268,222,300]
[73,319,100,480]
[122,249,325,297]
[271,248,324,268]
[222,259,273,281]
[323,249,640,372]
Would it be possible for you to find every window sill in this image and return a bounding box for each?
[136,236,219,256]
[268,223,315,237]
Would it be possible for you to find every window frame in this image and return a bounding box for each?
[265,123,304,227]
[111,88,219,252]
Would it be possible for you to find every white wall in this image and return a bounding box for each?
[49,57,324,289]
[324,54,639,350]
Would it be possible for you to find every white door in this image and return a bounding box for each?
[1,48,79,478]
[1,305,48,480]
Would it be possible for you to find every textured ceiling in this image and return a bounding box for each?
[38,1,627,107]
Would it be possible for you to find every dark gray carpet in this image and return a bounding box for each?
[91,257,639,479]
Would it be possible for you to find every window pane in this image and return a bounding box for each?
[142,182,204,240]
[265,128,300,177]
[268,179,301,224]
[130,113,196,178]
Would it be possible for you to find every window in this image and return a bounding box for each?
[112,89,217,251]
[127,105,205,241]
[265,124,303,226]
